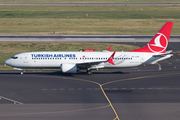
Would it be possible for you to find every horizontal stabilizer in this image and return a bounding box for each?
[153,50,173,57]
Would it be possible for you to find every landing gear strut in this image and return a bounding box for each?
[21,71,23,75]
[86,70,92,75]
[157,63,162,70]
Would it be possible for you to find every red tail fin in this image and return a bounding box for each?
[130,22,173,53]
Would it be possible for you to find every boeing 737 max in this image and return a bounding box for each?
[5,22,173,75]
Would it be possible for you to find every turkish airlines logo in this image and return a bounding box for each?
[148,33,168,53]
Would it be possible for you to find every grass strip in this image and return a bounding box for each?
[0,5,180,35]
[0,0,180,3]
[0,5,180,19]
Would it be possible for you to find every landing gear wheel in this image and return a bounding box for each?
[87,70,92,75]
[21,71,23,75]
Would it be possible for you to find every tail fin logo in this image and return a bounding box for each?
[148,33,168,53]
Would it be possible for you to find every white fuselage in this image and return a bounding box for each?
[5,51,168,70]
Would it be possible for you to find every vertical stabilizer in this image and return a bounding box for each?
[130,22,173,53]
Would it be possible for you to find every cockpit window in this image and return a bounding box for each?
[11,56,18,59]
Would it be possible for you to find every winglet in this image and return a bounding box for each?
[107,52,116,65]
[107,46,112,51]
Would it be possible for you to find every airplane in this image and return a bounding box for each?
[4,22,173,75]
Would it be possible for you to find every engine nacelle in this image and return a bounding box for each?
[60,63,77,73]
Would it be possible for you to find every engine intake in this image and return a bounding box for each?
[60,63,77,73]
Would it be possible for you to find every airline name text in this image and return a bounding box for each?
[31,54,76,58]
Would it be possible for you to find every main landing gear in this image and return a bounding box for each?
[86,70,92,75]
[21,70,24,75]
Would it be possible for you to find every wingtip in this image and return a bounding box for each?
[107,46,112,51]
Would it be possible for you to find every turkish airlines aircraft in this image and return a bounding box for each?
[5,22,173,75]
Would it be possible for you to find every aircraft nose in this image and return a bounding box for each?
[4,59,11,65]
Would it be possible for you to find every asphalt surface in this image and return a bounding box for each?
[0,41,180,120]
[0,35,180,39]
[0,66,180,120]
[0,35,180,42]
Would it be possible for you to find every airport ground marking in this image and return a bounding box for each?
[77,88,82,90]
[100,85,120,120]
[101,72,180,86]
[51,89,56,90]
[112,88,118,90]
[2,72,180,120]
[30,71,180,120]
[0,104,111,116]
[104,88,109,90]
[42,87,180,90]
[6,71,180,119]
[130,88,136,89]
[99,72,180,120]
[33,75,120,120]
[121,88,127,90]
[0,95,23,104]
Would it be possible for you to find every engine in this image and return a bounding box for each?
[60,63,77,73]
